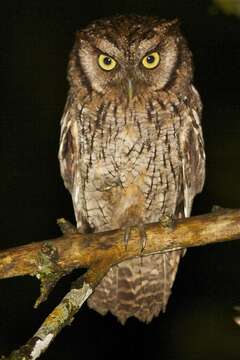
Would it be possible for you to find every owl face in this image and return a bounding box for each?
[69,16,192,102]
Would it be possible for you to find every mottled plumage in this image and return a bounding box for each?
[58,15,205,324]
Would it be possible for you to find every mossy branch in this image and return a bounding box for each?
[1,208,240,359]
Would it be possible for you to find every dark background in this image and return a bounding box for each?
[1,1,240,359]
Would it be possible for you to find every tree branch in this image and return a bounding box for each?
[1,208,240,359]
[1,208,240,281]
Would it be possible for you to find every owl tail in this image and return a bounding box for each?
[87,250,183,324]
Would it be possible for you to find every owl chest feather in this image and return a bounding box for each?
[78,105,183,231]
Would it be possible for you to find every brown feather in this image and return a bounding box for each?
[58,15,205,323]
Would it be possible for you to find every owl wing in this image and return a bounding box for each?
[154,88,206,315]
[58,97,78,192]
[58,97,89,231]
[180,86,206,218]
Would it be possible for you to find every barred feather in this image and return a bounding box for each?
[58,15,205,323]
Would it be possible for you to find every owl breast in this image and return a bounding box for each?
[60,88,204,324]
[77,98,183,233]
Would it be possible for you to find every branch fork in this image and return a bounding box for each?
[1,208,240,359]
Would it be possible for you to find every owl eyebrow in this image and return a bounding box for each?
[94,39,122,59]
[138,36,163,58]
[144,42,163,55]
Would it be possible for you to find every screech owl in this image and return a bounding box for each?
[58,15,205,324]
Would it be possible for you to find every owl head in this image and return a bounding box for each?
[68,15,193,102]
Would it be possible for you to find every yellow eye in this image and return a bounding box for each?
[98,54,117,71]
[142,52,160,69]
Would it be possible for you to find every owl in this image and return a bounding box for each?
[58,15,205,324]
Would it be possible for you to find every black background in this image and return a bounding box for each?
[1,1,240,359]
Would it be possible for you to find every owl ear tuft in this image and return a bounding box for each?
[154,18,180,34]
[165,18,180,27]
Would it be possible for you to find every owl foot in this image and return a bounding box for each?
[123,223,147,252]
[57,218,78,235]
[139,223,148,251]
[124,226,132,250]
[159,214,176,229]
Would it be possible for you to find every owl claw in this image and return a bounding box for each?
[57,218,77,235]
[138,223,147,252]
[124,226,132,250]
[159,214,176,229]
[123,224,147,252]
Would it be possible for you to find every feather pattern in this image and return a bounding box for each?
[58,15,205,323]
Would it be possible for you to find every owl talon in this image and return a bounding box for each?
[123,224,147,252]
[57,218,77,235]
[159,214,176,229]
[124,226,132,250]
[138,223,147,252]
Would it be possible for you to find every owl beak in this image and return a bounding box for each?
[127,79,134,103]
